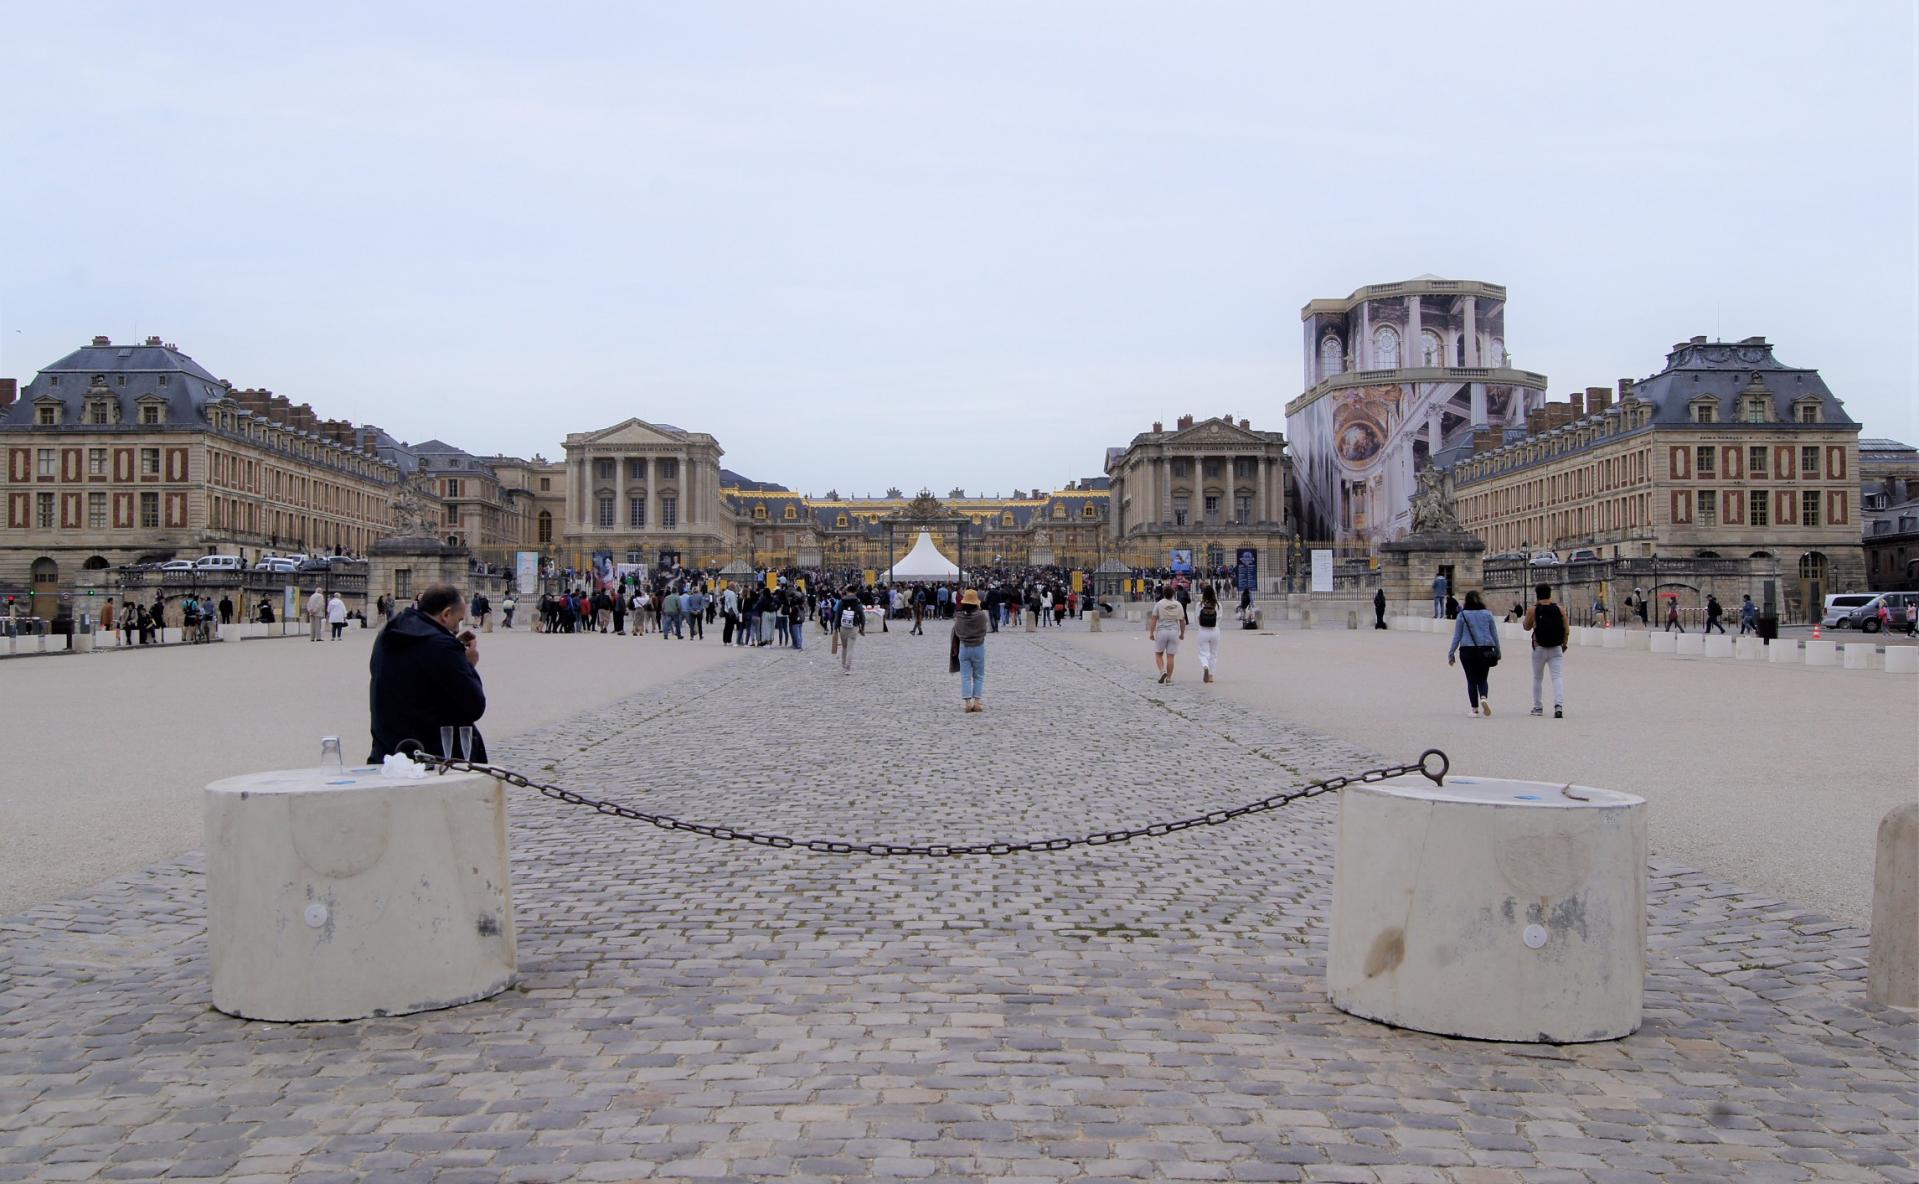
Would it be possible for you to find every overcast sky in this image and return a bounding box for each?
[2,2,1913,495]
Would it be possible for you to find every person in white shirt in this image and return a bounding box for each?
[306,589,325,642]
[326,594,348,641]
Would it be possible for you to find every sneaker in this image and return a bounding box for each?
[1468,706,1481,718]
[1529,706,1543,716]
[1554,706,1563,718]
[1481,700,1492,717]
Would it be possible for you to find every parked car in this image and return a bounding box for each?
[295,558,335,573]
[1528,551,1562,566]
[255,557,299,574]
[1846,591,1919,632]
[1566,548,1600,563]
[1487,550,1527,562]
[193,555,244,572]
[159,559,196,571]
[1821,594,1875,628]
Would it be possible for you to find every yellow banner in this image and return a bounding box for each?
[765,572,778,591]
[1070,571,1084,593]
[863,569,877,587]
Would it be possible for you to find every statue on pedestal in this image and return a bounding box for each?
[387,480,436,539]
[1408,467,1464,535]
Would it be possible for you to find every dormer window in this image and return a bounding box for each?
[1743,398,1769,423]
[141,405,163,425]
[1795,400,1822,424]
[783,505,796,520]
[753,505,767,520]
[37,404,59,425]
[86,399,116,425]
[1692,401,1717,424]
[836,514,849,527]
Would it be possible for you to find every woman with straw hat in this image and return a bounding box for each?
[951,588,990,712]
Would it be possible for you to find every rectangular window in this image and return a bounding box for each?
[1170,458,1191,478]
[1696,446,1715,475]
[88,448,107,476]
[658,459,678,480]
[88,492,106,529]
[140,405,162,425]
[1798,404,1819,423]
[1743,400,1766,423]
[444,478,461,498]
[1802,490,1820,527]
[139,491,159,528]
[37,406,56,425]
[629,497,646,527]
[628,459,647,480]
[36,492,55,528]
[597,496,614,527]
[1749,446,1767,477]
[140,447,160,477]
[1202,458,1223,479]
[1172,496,1190,527]
[1750,489,1768,526]
[661,496,678,528]
[1203,494,1220,525]
[539,477,551,491]
[1697,489,1717,526]
[87,402,111,425]
[1801,446,1819,477]
[1693,403,1716,423]
[595,460,615,480]
[37,449,56,477]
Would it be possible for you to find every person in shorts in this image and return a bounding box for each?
[1148,584,1188,684]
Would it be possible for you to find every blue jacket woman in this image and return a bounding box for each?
[1447,590,1502,717]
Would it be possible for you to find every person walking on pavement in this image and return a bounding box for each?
[1524,582,1567,718]
[951,587,989,711]
[837,594,863,674]
[1664,597,1684,632]
[1149,584,1187,684]
[1738,594,1757,635]
[1431,569,1448,618]
[1704,594,1726,634]
[327,592,348,640]
[306,588,326,642]
[1194,585,1223,683]
[1448,590,1501,717]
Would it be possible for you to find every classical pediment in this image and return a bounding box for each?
[576,418,687,447]
[1170,418,1263,446]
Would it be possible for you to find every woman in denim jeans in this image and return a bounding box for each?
[951,588,989,712]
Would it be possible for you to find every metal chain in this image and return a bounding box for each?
[397,742,1449,857]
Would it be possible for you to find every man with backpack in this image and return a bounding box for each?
[837,592,863,674]
[1523,583,1567,718]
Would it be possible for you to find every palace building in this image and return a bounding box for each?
[1104,413,1290,575]
[1449,335,1866,615]
[0,336,412,617]
[1288,276,1550,548]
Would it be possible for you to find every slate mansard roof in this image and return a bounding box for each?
[2,338,228,428]
[1632,336,1855,428]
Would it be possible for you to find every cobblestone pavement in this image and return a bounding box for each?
[1,625,1913,1183]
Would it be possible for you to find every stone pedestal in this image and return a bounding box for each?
[1870,803,1918,1009]
[368,537,474,614]
[1328,774,1646,1043]
[205,766,516,1021]
[1378,532,1485,618]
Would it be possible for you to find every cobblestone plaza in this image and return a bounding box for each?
[1,630,1912,1183]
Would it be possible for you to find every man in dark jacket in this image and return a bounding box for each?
[367,583,487,763]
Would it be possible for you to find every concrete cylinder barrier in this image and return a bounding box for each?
[1675,634,1705,657]
[1088,610,1101,632]
[1625,631,1651,651]
[1886,647,1919,674]
[205,765,517,1022]
[1869,802,1918,1010]
[1703,635,1734,659]
[1843,643,1877,670]
[1769,641,1802,664]
[1734,636,1763,660]
[1329,773,1646,1043]
[1602,629,1626,650]
[1650,632,1679,654]
[1804,639,1838,667]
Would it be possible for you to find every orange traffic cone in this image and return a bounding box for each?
[1812,623,1822,640]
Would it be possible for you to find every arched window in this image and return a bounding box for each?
[536,510,552,544]
[753,505,767,520]
[1798,551,1828,581]
[836,514,849,527]
[1371,325,1400,368]
[1489,337,1506,366]
[783,505,796,520]
[1002,513,1015,526]
[1421,329,1444,366]
[83,555,110,570]
[1319,335,1343,379]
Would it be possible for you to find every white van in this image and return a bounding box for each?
[255,556,299,574]
[1821,594,1875,628]
[194,555,244,572]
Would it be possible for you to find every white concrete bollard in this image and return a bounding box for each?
[1300,607,1316,630]
[1088,610,1101,633]
[1769,641,1801,664]
[1733,636,1763,660]
[1328,773,1645,1043]
[1575,627,1601,647]
[1843,643,1877,670]
[1675,634,1704,657]
[1804,639,1838,667]
[1602,629,1626,650]
[1886,646,1919,674]
[205,765,517,1022]
[1869,803,1918,1010]
[1703,635,1734,659]
[1625,631,1650,651]
[1650,632,1678,654]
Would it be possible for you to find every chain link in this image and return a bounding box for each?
[397,742,1448,857]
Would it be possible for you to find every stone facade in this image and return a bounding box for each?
[1451,336,1866,619]
[559,418,734,568]
[1104,414,1289,575]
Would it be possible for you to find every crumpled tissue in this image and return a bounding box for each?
[381,754,428,780]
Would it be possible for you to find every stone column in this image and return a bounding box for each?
[614,453,627,538]
[1407,295,1423,365]
[1463,297,1479,366]
[1470,382,1487,426]
[647,454,659,539]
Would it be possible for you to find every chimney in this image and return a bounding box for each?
[1585,385,1612,413]
[0,378,15,410]
[1239,419,1250,429]
[1690,335,1707,345]
[145,336,162,346]
[1152,421,1163,433]
[1618,378,1635,401]
[1177,414,1194,430]
[1567,391,1584,416]
[1472,426,1502,455]
[92,335,112,346]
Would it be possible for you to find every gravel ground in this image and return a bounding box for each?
[0,625,742,915]
[1062,619,1918,926]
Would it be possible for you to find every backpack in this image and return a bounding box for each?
[1533,603,1566,648]
[840,605,859,628]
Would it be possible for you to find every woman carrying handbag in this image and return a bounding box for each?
[1447,590,1501,717]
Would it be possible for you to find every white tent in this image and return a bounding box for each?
[886,530,961,581]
